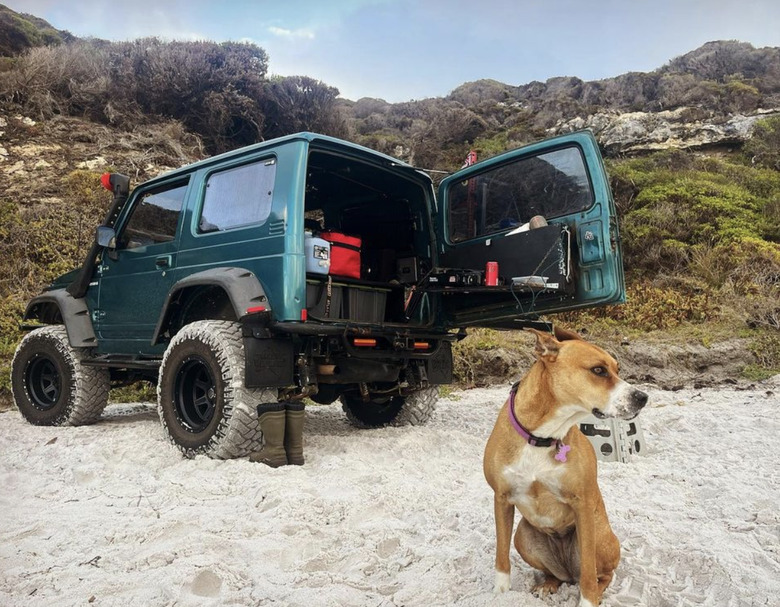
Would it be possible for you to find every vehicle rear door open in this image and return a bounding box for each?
[434,131,625,329]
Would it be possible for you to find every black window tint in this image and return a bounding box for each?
[447,147,592,243]
[199,159,276,233]
[122,181,187,249]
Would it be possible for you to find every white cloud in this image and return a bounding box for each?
[268,26,315,40]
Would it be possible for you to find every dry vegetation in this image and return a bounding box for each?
[0,38,347,154]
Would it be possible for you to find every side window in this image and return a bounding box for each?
[447,147,593,243]
[199,158,276,233]
[121,180,188,249]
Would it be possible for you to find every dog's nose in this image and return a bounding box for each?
[631,390,648,409]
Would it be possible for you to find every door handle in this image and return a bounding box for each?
[155,255,171,269]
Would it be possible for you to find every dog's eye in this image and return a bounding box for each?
[591,366,609,377]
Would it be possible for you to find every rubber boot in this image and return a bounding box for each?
[249,403,288,467]
[284,403,306,466]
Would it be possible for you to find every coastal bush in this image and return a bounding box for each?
[561,281,718,332]
[609,152,780,295]
[743,116,780,171]
[743,330,780,380]
[0,39,269,153]
[0,170,110,407]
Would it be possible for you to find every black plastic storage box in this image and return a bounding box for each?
[306,280,344,319]
[346,286,388,323]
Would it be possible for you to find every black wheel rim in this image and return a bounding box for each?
[174,357,217,433]
[26,355,61,410]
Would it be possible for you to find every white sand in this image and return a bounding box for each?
[1,380,778,607]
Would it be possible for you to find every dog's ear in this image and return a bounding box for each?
[524,328,561,362]
[553,325,582,342]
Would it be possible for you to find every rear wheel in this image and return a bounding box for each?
[341,387,439,428]
[11,325,109,426]
[157,320,276,458]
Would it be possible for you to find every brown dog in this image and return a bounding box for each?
[483,328,647,606]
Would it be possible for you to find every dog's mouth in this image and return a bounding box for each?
[592,407,643,421]
[593,408,642,421]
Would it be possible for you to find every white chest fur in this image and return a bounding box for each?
[502,446,568,529]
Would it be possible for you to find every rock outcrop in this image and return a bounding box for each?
[551,107,780,154]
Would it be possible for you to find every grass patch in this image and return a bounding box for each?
[437,385,461,400]
[110,381,157,404]
[740,364,778,381]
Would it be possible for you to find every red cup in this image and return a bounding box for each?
[485,261,498,286]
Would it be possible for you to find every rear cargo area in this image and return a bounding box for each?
[303,149,433,326]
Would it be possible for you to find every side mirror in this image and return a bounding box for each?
[96,226,117,249]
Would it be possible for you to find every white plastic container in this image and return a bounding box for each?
[305,231,330,274]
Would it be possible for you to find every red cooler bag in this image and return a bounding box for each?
[320,231,361,279]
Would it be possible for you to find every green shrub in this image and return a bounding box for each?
[610,151,780,297]
[743,330,780,380]
[0,297,24,407]
[0,170,110,406]
[562,281,718,331]
[744,116,780,171]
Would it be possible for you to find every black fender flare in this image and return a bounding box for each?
[152,267,270,345]
[23,289,98,348]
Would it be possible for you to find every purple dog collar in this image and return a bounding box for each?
[508,383,571,463]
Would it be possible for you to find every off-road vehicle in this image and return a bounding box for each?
[11,130,625,459]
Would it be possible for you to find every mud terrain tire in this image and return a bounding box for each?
[157,320,275,459]
[11,325,109,426]
[341,387,439,428]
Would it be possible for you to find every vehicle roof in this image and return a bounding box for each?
[141,132,424,187]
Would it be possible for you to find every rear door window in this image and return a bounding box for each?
[447,146,592,243]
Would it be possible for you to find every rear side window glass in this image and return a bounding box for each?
[199,159,276,233]
[122,180,188,249]
[447,146,592,243]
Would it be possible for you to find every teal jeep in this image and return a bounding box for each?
[11,131,625,460]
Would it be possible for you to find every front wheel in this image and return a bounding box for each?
[157,320,276,459]
[11,325,109,426]
[341,387,439,428]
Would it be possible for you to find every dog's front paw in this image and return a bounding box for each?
[494,571,511,593]
[532,575,562,596]
[578,596,596,607]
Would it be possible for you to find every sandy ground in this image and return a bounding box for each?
[1,379,778,607]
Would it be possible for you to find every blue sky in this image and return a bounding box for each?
[8,0,780,102]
